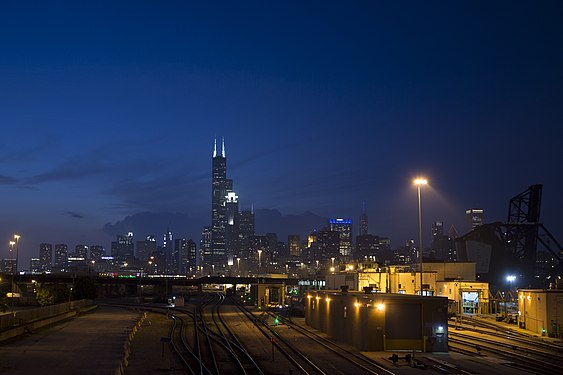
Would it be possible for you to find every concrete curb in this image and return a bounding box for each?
[116,312,147,375]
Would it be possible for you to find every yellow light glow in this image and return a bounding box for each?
[354,302,360,308]
[14,234,20,240]
[307,295,312,299]
[9,241,15,246]
[376,303,385,311]
[325,297,330,302]
[413,178,428,186]
[330,267,335,272]
[316,296,320,300]
[527,296,531,301]
[348,265,354,271]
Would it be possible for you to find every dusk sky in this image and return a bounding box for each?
[1,1,562,267]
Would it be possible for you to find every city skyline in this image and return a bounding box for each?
[1,2,562,268]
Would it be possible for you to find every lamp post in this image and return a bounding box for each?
[236,257,241,275]
[9,240,16,310]
[257,250,262,275]
[14,234,20,275]
[9,241,15,275]
[414,177,428,296]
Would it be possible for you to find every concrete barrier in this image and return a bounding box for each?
[115,311,147,375]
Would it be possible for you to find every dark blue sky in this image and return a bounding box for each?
[1,1,562,266]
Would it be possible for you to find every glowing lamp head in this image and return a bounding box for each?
[413,178,428,186]
[376,303,385,311]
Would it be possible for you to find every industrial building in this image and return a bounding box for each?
[325,261,489,315]
[518,289,563,337]
[305,290,448,352]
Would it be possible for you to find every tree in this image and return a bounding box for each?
[36,286,55,306]
[72,276,97,300]
[0,291,8,313]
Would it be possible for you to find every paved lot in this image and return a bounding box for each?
[0,306,140,375]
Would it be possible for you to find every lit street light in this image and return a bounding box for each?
[9,241,15,275]
[257,250,262,275]
[414,177,428,296]
[506,274,516,291]
[14,234,20,275]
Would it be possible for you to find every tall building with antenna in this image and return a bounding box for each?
[210,137,233,271]
[359,203,368,235]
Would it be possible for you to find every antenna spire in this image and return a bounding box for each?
[221,137,225,157]
[213,137,217,158]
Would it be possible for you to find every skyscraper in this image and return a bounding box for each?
[431,221,444,240]
[466,209,484,231]
[137,235,157,262]
[74,245,88,259]
[225,191,239,264]
[234,209,255,261]
[163,230,173,272]
[54,244,68,272]
[174,238,197,275]
[111,233,134,261]
[210,137,233,269]
[329,218,353,256]
[90,245,105,261]
[39,243,53,272]
[288,235,301,257]
[359,204,368,236]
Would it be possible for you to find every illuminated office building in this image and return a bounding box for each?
[329,218,353,256]
[39,243,53,272]
[288,235,301,257]
[54,244,68,272]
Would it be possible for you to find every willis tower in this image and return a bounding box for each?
[210,137,232,270]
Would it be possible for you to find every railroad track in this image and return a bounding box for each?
[448,333,563,375]
[232,296,396,375]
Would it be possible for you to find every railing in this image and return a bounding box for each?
[0,299,94,332]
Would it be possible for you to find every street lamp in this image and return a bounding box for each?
[9,241,15,275]
[414,177,428,296]
[236,257,241,275]
[257,250,262,275]
[14,234,20,275]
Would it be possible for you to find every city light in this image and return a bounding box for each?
[376,303,385,311]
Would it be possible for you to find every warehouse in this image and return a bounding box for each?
[305,289,448,352]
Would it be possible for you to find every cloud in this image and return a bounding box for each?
[102,212,201,239]
[28,159,108,184]
[0,175,18,184]
[64,211,84,219]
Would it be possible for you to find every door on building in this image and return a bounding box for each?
[462,291,479,314]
